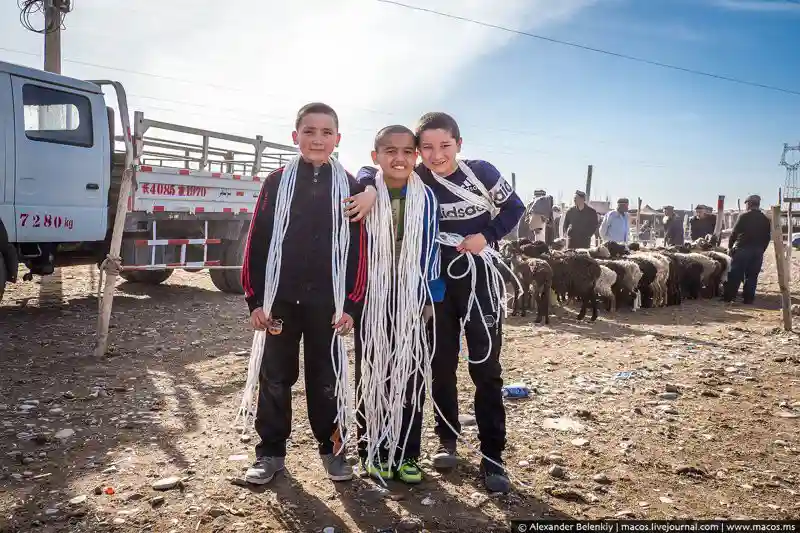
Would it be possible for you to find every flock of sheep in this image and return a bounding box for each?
[499,235,732,325]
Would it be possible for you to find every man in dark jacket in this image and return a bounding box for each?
[662,205,684,246]
[723,195,771,304]
[689,205,716,240]
[562,190,599,249]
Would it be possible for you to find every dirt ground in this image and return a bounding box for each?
[1,247,799,533]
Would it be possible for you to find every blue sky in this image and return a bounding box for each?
[1,0,799,209]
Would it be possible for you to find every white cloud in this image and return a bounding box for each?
[1,0,598,171]
[711,0,800,12]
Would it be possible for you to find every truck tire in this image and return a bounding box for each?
[119,270,173,285]
[0,252,6,303]
[210,237,245,294]
[209,267,232,293]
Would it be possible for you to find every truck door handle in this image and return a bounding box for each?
[86,183,99,190]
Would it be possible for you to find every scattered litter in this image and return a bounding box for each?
[542,417,585,433]
[502,383,530,399]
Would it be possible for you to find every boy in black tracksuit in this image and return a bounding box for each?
[241,103,367,485]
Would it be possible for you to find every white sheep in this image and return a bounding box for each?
[705,250,732,283]
[615,258,644,310]
[682,252,717,287]
[574,246,611,259]
[596,264,618,312]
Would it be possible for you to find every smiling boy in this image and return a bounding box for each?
[353,125,443,484]
[352,112,525,493]
[241,102,367,485]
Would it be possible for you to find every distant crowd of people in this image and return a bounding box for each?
[526,192,728,248]
[523,191,772,305]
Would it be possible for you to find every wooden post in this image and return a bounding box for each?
[714,195,725,236]
[771,205,793,331]
[636,197,642,242]
[787,200,793,268]
[44,0,62,74]
[509,172,519,238]
[585,165,593,199]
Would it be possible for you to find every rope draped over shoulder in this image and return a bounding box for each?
[235,155,354,446]
[358,170,437,481]
[430,160,499,219]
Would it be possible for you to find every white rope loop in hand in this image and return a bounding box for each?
[235,156,354,446]
[436,232,521,364]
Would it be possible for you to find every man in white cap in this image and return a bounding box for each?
[599,198,630,243]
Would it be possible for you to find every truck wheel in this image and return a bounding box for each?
[210,237,245,294]
[119,270,173,285]
[209,267,232,293]
[0,252,6,303]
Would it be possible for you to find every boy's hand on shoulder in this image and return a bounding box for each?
[343,186,377,222]
[332,312,354,336]
[457,233,488,255]
[250,307,271,330]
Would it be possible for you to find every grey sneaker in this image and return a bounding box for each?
[431,440,458,470]
[321,453,354,481]
[244,456,284,485]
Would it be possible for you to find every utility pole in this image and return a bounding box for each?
[18,0,71,73]
[780,142,800,267]
[44,0,63,73]
[585,165,593,199]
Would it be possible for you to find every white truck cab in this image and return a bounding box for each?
[0,59,298,302]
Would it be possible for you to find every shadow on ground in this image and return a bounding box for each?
[0,277,573,532]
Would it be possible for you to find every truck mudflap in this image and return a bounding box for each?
[131,165,262,214]
[0,219,19,283]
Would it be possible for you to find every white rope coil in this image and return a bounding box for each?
[363,161,530,490]
[358,171,436,481]
[436,232,522,364]
[235,156,353,447]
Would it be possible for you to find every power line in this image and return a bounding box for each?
[0,45,611,146]
[18,0,73,34]
[376,0,800,97]
[0,46,774,172]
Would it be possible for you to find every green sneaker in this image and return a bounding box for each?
[363,459,393,481]
[395,458,423,484]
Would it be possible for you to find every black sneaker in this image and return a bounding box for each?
[480,458,511,494]
[244,456,285,485]
[431,440,457,470]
